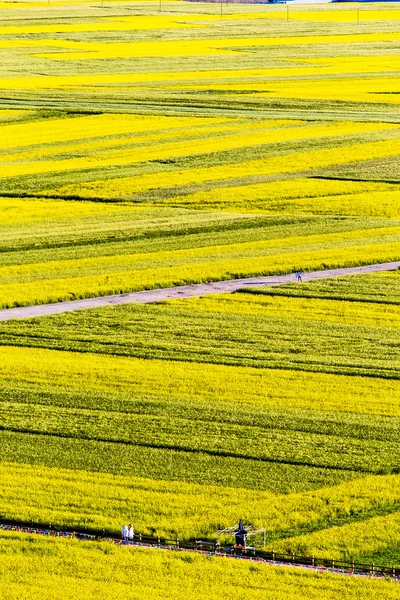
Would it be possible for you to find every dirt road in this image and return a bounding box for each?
[0,260,399,321]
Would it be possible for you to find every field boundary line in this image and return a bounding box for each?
[0,260,399,322]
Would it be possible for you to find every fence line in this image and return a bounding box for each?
[1,518,399,580]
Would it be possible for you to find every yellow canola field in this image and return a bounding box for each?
[0,197,136,224]
[0,345,398,416]
[0,121,272,162]
[269,512,400,561]
[4,241,400,307]
[0,16,204,36]
[1,118,385,164]
[176,292,400,330]
[2,10,400,37]
[0,109,31,120]
[48,134,400,200]
[1,225,400,308]
[1,56,400,92]
[7,32,400,61]
[0,0,147,7]
[1,532,398,600]
[151,179,400,218]
[0,113,231,153]
[0,119,306,162]
[3,222,400,277]
[3,121,396,180]
[266,189,400,219]
[1,460,399,543]
[290,55,400,77]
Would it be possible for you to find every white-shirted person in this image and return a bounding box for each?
[122,524,128,542]
[127,523,134,543]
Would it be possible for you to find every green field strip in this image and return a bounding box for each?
[319,155,400,182]
[1,215,392,265]
[263,503,400,552]
[359,544,400,569]
[3,93,399,122]
[0,429,359,494]
[267,512,400,564]
[1,400,397,474]
[0,423,374,474]
[0,381,397,442]
[0,209,269,254]
[0,380,398,484]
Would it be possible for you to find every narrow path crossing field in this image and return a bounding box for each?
[1,260,399,322]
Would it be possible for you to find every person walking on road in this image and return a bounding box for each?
[295,270,303,282]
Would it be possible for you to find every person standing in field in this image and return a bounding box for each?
[127,523,134,543]
[122,524,128,542]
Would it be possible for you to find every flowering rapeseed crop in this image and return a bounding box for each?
[0,461,399,558]
[1,531,398,600]
[1,1,400,590]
